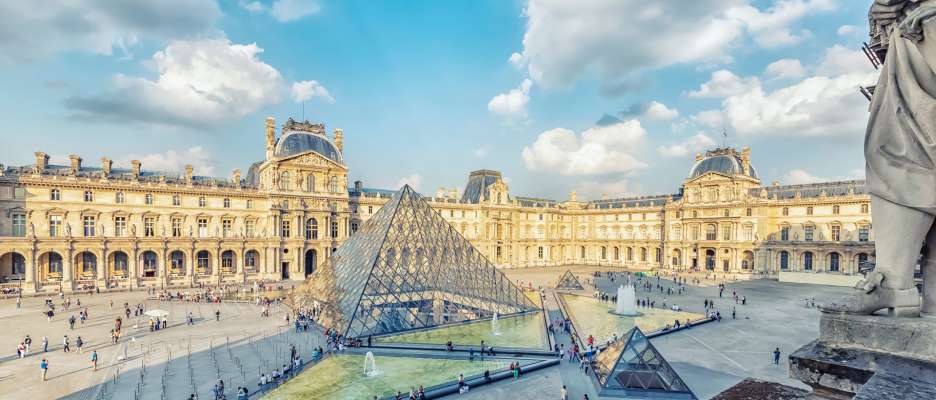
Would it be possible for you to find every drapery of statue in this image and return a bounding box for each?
[823,0,936,317]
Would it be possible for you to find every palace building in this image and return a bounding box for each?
[0,117,873,293]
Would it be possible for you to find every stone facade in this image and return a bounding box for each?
[0,117,874,293]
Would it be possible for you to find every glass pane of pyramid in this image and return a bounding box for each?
[596,327,697,399]
[300,185,540,338]
[555,269,585,290]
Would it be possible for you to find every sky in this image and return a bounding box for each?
[0,0,876,201]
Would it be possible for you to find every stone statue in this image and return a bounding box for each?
[130,224,136,237]
[28,222,34,237]
[824,0,936,316]
[188,226,194,237]
[65,223,71,237]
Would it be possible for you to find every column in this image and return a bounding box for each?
[62,248,73,292]
[97,249,106,286]
[24,249,36,294]
[186,248,195,285]
[129,248,138,288]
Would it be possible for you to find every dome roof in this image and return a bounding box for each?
[689,148,758,179]
[274,130,343,165]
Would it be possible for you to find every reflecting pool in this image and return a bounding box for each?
[376,312,547,349]
[264,354,508,399]
[560,294,704,344]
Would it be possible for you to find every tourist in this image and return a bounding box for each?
[75,335,83,353]
[90,350,98,371]
[17,342,25,359]
[24,334,32,356]
[773,347,781,364]
[40,358,49,381]
[62,335,70,353]
[732,307,736,319]
[560,385,568,400]
[42,336,48,352]
[16,297,21,309]
[215,309,221,322]
[68,314,76,329]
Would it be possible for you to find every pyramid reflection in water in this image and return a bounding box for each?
[303,185,539,338]
[555,269,585,291]
[594,326,697,399]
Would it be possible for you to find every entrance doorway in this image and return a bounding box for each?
[281,262,289,280]
[705,249,715,271]
[304,249,316,277]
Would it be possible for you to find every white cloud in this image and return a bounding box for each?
[521,120,647,176]
[643,101,679,120]
[270,0,321,22]
[715,45,877,138]
[513,0,831,91]
[239,1,265,12]
[764,58,805,80]
[127,146,216,176]
[725,0,834,48]
[658,133,717,157]
[837,25,858,36]
[692,110,725,128]
[508,52,525,69]
[65,38,285,128]
[291,80,334,103]
[488,79,533,118]
[0,0,220,64]
[688,69,760,98]
[395,173,423,191]
[782,169,827,185]
[474,147,488,158]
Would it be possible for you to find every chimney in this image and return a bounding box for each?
[185,164,194,185]
[101,157,112,177]
[131,160,142,179]
[334,128,344,152]
[354,180,363,192]
[232,169,241,186]
[68,154,82,175]
[265,117,276,160]
[34,152,49,172]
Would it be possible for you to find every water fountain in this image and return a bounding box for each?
[363,351,379,377]
[610,284,640,316]
[491,312,501,335]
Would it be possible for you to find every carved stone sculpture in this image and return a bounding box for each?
[824,0,936,316]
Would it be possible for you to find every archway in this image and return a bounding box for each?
[39,251,63,281]
[170,250,186,276]
[304,249,316,277]
[75,251,97,279]
[741,251,754,270]
[196,250,211,275]
[221,250,235,274]
[705,249,715,271]
[109,251,129,278]
[245,250,259,273]
[141,251,158,277]
[671,249,681,268]
[0,251,26,282]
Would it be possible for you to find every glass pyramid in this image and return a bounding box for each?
[594,327,696,399]
[555,269,585,290]
[305,185,540,338]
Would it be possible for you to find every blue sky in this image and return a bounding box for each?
[0,0,875,200]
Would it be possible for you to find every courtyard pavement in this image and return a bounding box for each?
[0,267,850,400]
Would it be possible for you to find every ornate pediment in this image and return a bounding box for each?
[279,151,347,170]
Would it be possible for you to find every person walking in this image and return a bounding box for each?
[42,336,48,353]
[560,385,568,400]
[215,309,221,322]
[90,350,98,371]
[16,297,21,309]
[40,358,49,381]
[76,336,83,353]
[773,347,781,365]
[24,335,32,356]
[62,335,70,353]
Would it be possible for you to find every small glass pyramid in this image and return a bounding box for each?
[594,327,697,399]
[555,269,585,290]
[304,185,540,338]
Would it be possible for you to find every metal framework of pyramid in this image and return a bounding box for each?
[312,185,539,338]
[594,327,696,399]
[555,270,585,290]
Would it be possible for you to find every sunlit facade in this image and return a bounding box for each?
[0,117,873,293]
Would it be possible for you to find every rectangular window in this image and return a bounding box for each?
[831,225,841,241]
[246,199,253,209]
[114,216,126,237]
[804,226,814,241]
[691,225,699,240]
[198,197,206,207]
[49,216,61,237]
[145,193,153,205]
[859,226,869,242]
[84,191,94,202]
[173,195,181,206]
[198,218,208,237]
[245,220,255,237]
[538,246,544,259]
[12,214,26,237]
[13,187,25,198]
[282,220,291,238]
[144,217,155,237]
[172,218,182,237]
[743,226,753,241]
[331,218,339,239]
[223,198,231,208]
[222,219,232,238]
[721,225,731,241]
[83,216,96,237]
[781,226,789,241]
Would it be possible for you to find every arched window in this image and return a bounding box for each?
[306,218,318,239]
[245,250,258,272]
[829,252,840,272]
[47,252,63,274]
[79,252,96,277]
[705,224,717,240]
[113,252,128,276]
[803,252,814,271]
[280,171,290,190]
[170,251,185,275]
[197,250,211,275]
[779,251,789,270]
[857,253,869,269]
[142,251,158,277]
[306,175,315,192]
[221,250,235,273]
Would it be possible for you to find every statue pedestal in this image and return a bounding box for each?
[789,313,936,399]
